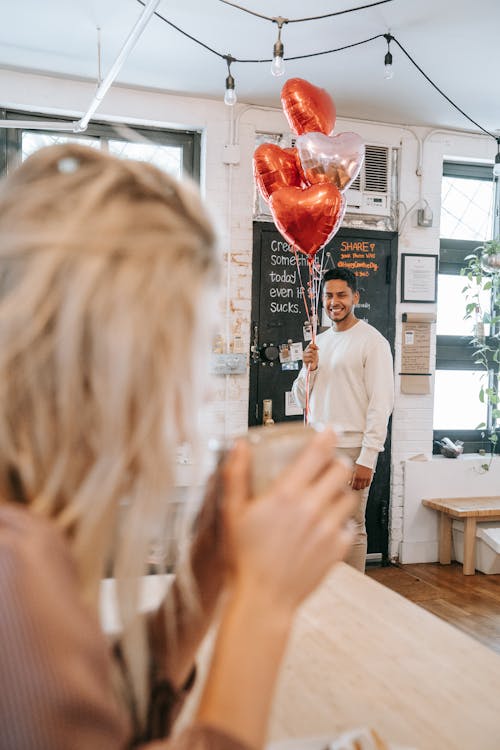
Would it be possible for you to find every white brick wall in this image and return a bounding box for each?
[1,69,497,559]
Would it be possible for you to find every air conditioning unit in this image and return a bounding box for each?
[345,144,392,217]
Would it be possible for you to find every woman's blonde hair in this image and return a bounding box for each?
[0,143,219,723]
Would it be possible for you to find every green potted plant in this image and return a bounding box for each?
[461,239,500,466]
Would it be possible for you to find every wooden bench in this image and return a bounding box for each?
[422,497,500,575]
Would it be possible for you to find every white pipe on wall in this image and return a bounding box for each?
[0,120,78,130]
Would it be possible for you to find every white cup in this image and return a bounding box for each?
[247,422,326,495]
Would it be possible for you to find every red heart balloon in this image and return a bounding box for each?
[253,143,302,203]
[281,78,336,137]
[284,147,307,186]
[269,183,344,257]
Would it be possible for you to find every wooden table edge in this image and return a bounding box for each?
[422,499,500,518]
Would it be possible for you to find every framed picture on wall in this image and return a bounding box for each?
[401,253,438,303]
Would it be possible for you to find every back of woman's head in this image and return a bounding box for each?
[0,143,219,593]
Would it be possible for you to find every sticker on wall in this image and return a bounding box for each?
[280,343,299,371]
[279,342,292,364]
[289,342,304,361]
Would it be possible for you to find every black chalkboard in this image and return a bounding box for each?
[250,224,396,417]
[249,221,397,558]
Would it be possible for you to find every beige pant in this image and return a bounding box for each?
[336,446,375,573]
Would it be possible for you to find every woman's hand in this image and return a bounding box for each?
[189,466,226,610]
[196,428,355,748]
[148,464,227,692]
[222,427,355,614]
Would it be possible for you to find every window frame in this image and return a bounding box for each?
[434,161,499,454]
[0,109,201,181]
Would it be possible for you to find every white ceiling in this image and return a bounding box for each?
[1,0,499,136]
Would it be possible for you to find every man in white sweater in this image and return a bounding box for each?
[292,268,394,571]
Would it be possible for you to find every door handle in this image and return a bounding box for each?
[385,255,392,284]
[250,322,260,363]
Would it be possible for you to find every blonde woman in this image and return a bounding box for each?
[0,144,355,750]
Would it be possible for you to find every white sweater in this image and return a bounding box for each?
[292,320,394,469]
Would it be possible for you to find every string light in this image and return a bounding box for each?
[137,0,499,143]
[224,54,237,106]
[383,33,394,80]
[271,17,287,77]
[220,0,395,23]
[494,139,500,178]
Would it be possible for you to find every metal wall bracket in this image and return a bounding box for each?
[210,353,247,376]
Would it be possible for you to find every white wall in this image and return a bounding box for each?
[402,455,500,563]
[1,69,497,560]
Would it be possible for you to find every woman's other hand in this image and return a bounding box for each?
[196,428,355,747]
[189,466,226,610]
[222,427,355,614]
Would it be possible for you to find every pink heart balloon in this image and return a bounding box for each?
[295,131,365,192]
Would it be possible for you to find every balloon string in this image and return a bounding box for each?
[300,287,311,324]
[308,258,318,346]
[292,247,313,425]
[314,248,327,324]
[305,257,319,426]
[292,247,310,325]
[305,367,310,425]
[291,249,323,426]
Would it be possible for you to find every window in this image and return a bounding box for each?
[0,110,200,182]
[434,161,498,453]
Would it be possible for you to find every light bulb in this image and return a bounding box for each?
[494,153,500,178]
[383,35,394,80]
[271,39,285,77]
[224,87,237,106]
[224,73,237,106]
[271,55,285,77]
[384,50,394,80]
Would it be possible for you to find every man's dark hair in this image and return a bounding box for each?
[323,267,358,293]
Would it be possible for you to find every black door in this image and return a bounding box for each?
[249,222,397,559]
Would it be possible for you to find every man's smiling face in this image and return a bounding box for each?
[322,278,360,326]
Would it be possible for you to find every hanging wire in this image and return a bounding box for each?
[284,33,384,62]
[219,0,395,23]
[391,37,497,141]
[137,0,498,142]
[137,0,384,63]
[136,0,226,58]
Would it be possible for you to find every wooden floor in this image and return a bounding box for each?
[366,562,500,654]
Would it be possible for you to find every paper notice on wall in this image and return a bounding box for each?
[400,316,433,394]
[401,373,430,394]
[285,390,303,416]
[289,342,303,361]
